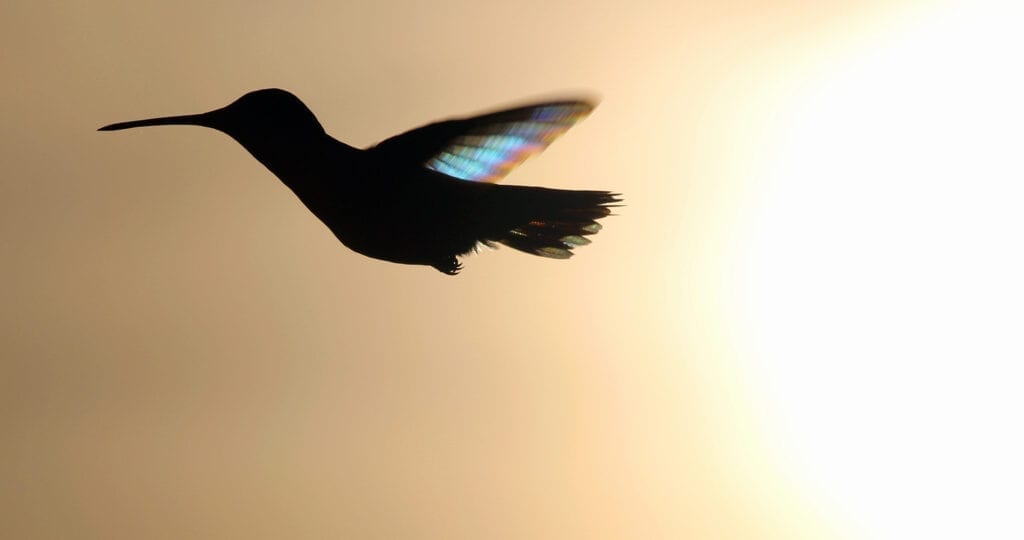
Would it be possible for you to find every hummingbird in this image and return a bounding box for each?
[99,89,620,275]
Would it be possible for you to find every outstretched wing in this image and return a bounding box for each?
[370,100,595,183]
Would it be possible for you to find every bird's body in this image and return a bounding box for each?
[100,89,619,274]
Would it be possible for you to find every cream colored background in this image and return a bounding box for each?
[10,1,1018,539]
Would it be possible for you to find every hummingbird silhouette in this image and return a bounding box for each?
[100,89,620,275]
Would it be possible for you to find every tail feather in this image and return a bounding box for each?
[479,186,620,259]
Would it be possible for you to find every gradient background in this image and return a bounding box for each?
[3,1,1022,538]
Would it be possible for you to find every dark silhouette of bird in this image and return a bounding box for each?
[99,89,620,275]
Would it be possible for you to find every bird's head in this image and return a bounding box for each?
[99,88,325,144]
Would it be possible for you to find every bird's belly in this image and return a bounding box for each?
[300,181,481,266]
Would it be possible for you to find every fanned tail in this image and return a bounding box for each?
[480,186,621,259]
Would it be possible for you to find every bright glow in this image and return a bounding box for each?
[737,2,1024,538]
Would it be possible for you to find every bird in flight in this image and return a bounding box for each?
[100,89,620,275]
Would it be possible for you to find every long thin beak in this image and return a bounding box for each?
[98,111,216,131]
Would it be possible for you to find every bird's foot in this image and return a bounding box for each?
[431,256,462,276]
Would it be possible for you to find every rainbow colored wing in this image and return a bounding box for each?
[423,101,593,183]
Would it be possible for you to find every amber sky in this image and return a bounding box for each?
[4,1,1022,539]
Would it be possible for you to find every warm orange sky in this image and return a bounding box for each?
[3,1,1022,539]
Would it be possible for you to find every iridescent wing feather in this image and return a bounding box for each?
[424,102,593,182]
[370,100,595,183]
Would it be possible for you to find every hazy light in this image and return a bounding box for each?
[736,2,1024,538]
